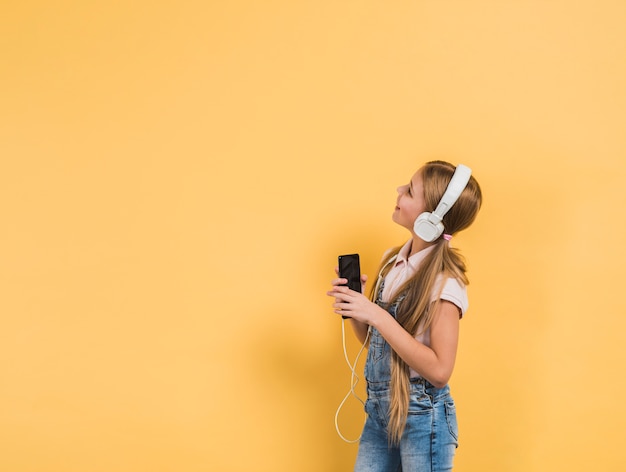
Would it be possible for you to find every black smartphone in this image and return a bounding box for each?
[338,254,361,319]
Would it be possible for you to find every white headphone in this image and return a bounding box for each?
[413,164,472,242]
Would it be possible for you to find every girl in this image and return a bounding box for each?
[327,160,482,471]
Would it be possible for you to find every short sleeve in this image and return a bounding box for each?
[433,276,469,318]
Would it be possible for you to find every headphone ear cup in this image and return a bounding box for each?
[413,212,444,242]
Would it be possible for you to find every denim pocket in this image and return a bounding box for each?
[365,396,388,428]
[407,393,433,415]
[444,399,459,445]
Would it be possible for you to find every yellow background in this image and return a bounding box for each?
[1,1,625,471]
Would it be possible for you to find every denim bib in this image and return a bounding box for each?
[364,278,405,384]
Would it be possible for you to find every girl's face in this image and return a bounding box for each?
[392,169,428,232]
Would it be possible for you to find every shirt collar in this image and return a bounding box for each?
[395,240,436,271]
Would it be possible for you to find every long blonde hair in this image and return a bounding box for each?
[370,160,482,444]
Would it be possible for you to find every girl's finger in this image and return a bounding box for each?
[330,284,348,294]
[334,301,350,311]
[331,277,347,286]
[327,287,346,298]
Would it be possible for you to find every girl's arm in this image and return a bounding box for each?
[327,285,460,388]
[371,300,459,388]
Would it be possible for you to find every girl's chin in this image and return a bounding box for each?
[392,213,413,230]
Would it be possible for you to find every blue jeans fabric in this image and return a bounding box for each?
[355,286,459,471]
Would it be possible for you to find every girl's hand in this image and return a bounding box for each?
[330,267,368,293]
[327,270,385,325]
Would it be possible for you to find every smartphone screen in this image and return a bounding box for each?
[338,254,361,292]
[338,254,361,319]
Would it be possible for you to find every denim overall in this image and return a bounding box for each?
[354,280,459,472]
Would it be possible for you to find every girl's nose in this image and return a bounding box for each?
[397,184,407,194]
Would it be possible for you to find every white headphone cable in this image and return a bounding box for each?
[334,257,395,443]
[334,318,370,443]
